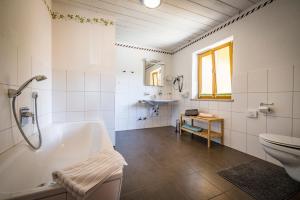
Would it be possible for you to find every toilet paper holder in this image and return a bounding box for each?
[259,102,274,114]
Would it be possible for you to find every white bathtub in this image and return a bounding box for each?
[0,121,123,200]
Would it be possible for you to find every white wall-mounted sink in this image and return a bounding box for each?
[139,99,178,106]
[138,99,178,116]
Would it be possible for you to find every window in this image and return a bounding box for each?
[198,42,233,99]
[151,71,158,85]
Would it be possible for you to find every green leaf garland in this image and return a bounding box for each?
[43,0,114,26]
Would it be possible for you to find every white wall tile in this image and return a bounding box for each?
[246,135,266,160]
[53,69,66,91]
[17,87,32,111]
[199,101,209,110]
[17,48,32,86]
[85,92,100,111]
[38,114,52,129]
[0,38,18,85]
[116,105,128,119]
[218,102,231,112]
[248,93,267,109]
[31,58,52,90]
[208,101,218,110]
[232,72,247,93]
[268,67,293,92]
[53,91,66,112]
[218,111,231,130]
[101,110,115,129]
[128,118,138,130]
[293,92,300,118]
[294,66,300,91]
[53,112,66,122]
[67,112,85,122]
[152,116,160,127]
[268,92,293,117]
[101,73,115,92]
[223,129,231,147]
[0,0,53,152]
[144,118,153,128]
[267,116,292,136]
[67,92,84,111]
[85,71,100,92]
[12,126,23,145]
[116,75,129,92]
[136,120,145,129]
[293,119,300,138]
[232,93,247,112]
[0,84,13,131]
[101,92,115,110]
[115,92,129,107]
[231,131,246,153]
[37,90,52,116]
[247,115,266,136]
[231,112,246,132]
[117,117,128,130]
[67,71,84,91]
[128,105,137,119]
[85,111,101,121]
[160,104,171,118]
[0,129,14,154]
[248,69,268,93]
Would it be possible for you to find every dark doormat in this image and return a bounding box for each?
[218,159,300,200]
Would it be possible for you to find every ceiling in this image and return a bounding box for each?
[56,0,261,52]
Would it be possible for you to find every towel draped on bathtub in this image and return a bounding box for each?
[52,150,127,200]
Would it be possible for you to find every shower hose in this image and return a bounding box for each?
[11,92,42,150]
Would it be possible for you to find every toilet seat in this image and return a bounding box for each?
[259,134,300,149]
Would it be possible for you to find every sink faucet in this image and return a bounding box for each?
[158,90,163,96]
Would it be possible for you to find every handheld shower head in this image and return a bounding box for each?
[173,75,184,92]
[8,75,47,98]
[35,75,47,81]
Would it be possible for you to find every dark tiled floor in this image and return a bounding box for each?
[116,126,300,200]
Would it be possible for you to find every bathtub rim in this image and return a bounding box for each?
[0,121,120,200]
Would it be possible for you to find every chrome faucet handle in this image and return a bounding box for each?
[158,90,163,96]
[20,107,34,126]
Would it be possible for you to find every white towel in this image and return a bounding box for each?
[52,150,127,200]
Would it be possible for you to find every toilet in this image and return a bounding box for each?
[259,134,300,182]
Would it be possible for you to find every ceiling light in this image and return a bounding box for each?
[140,0,161,9]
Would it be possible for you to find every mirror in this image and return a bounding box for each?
[143,59,165,86]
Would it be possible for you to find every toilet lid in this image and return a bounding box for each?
[260,134,300,148]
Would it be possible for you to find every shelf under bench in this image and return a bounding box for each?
[179,114,224,148]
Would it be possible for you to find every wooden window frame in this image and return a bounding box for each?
[198,42,233,100]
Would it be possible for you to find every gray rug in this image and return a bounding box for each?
[218,160,300,200]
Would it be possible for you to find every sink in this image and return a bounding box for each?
[138,98,178,116]
[139,99,178,106]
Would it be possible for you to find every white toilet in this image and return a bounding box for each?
[259,134,300,182]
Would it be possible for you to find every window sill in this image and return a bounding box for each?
[190,98,234,102]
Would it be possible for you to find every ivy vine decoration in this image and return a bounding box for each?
[43,0,114,26]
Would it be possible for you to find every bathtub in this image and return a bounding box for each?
[0,121,123,200]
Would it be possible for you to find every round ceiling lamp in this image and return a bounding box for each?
[140,0,161,9]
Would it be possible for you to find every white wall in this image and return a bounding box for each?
[0,0,52,153]
[171,0,300,165]
[51,1,117,145]
[116,47,172,130]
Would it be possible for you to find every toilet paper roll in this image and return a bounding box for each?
[259,106,271,113]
